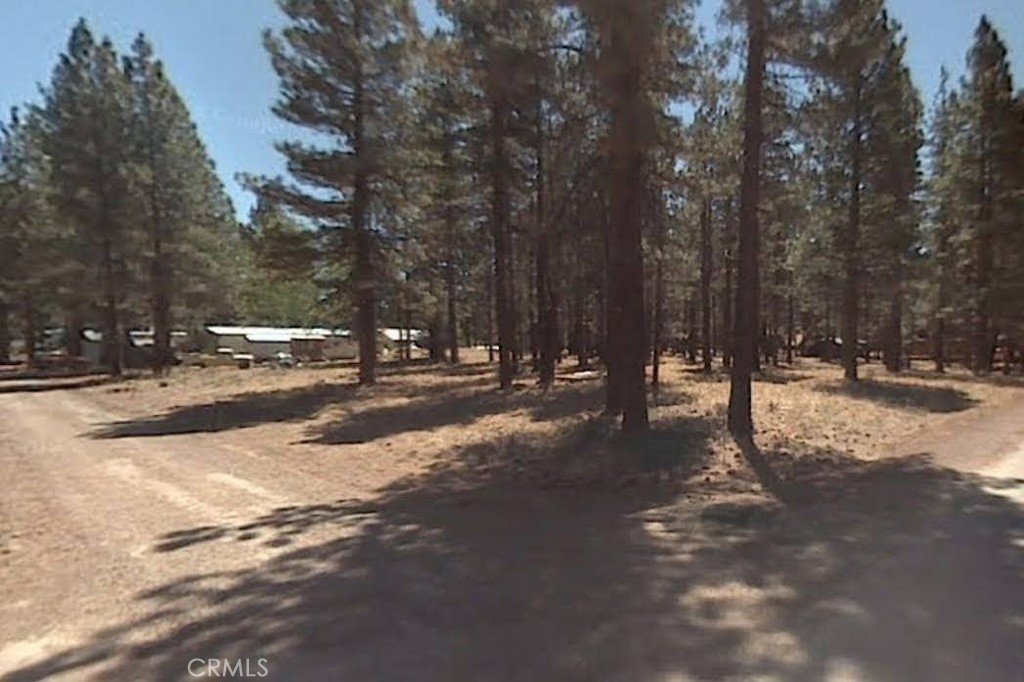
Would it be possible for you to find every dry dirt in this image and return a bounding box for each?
[68,352,1024,492]
[1,353,1022,681]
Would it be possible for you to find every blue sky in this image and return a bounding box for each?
[1,0,1021,221]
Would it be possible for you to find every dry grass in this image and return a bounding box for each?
[76,351,1024,497]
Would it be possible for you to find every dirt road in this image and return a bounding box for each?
[2,381,1022,681]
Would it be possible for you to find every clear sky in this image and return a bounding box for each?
[1,0,1021,221]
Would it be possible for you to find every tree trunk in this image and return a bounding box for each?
[841,77,863,382]
[686,297,697,364]
[486,250,495,364]
[700,195,713,373]
[442,118,460,365]
[535,94,556,388]
[23,294,36,367]
[727,0,764,440]
[723,204,734,369]
[785,290,795,364]
[403,303,413,362]
[446,263,459,364]
[352,15,376,386]
[101,237,122,376]
[651,186,665,396]
[353,196,376,384]
[933,316,945,373]
[602,192,622,413]
[884,271,903,373]
[151,226,172,376]
[65,311,82,359]
[0,301,10,364]
[490,93,515,389]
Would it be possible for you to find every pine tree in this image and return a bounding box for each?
[0,109,61,365]
[124,34,240,373]
[41,21,138,375]
[962,17,1018,373]
[728,0,766,439]
[255,0,418,386]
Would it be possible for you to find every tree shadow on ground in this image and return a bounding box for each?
[814,379,979,413]
[305,382,608,446]
[87,374,608,442]
[900,366,1024,388]
[0,375,115,394]
[676,366,811,385]
[7,422,1021,682]
[378,359,496,379]
[90,382,364,438]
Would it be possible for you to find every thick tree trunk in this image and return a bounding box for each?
[700,195,713,373]
[352,21,376,386]
[603,215,622,412]
[490,95,515,389]
[0,301,10,364]
[429,313,443,363]
[65,311,82,359]
[353,196,376,384]
[727,0,764,440]
[841,78,863,382]
[608,157,648,430]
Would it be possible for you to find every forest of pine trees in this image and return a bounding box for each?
[1,1,1022,434]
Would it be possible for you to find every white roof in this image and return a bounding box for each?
[382,328,426,342]
[245,332,296,343]
[207,326,349,339]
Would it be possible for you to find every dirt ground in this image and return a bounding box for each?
[1,352,1022,681]
[68,351,1024,492]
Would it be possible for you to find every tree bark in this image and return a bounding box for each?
[0,301,10,364]
[933,316,945,372]
[151,232,172,376]
[727,0,765,440]
[352,4,376,386]
[22,294,36,367]
[785,290,795,364]
[651,186,664,396]
[65,311,82,359]
[442,115,460,365]
[486,248,495,364]
[841,77,863,382]
[535,94,556,388]
[490,92,515,389]
[100,236,122,376]
[884,268,903,373]
[700,195,713,373]
[723,201,734,369]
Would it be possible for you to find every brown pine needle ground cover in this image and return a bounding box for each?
[75,351,1024,503]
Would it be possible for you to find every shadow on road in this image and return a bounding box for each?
[7,423,1022,682]
[813,379,979,413]
[305,382,606,446]
[0,376,115,394]
[89,382,363,438]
